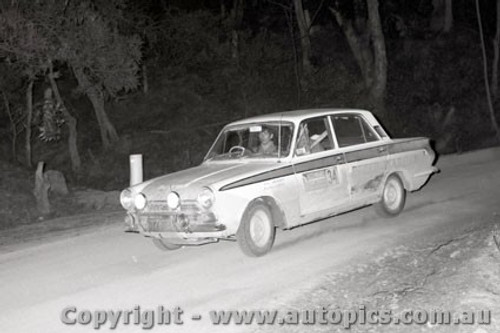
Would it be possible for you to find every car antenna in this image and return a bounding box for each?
[277,113,282,162]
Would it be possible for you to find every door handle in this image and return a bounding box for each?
[377,147,386,153]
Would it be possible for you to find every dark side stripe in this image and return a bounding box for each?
[219,138,430,191]
[293,154,345,173]
[219,165,294,191]
[344,147,386,163]
[220,154,347,191]
[386,138,430,154]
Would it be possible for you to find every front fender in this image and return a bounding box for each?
[213,179,297,234]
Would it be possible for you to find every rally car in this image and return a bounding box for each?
[120,109,437,257]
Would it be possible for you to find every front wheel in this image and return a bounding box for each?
[375,174,406,217]
[237,203,276,257]
[152,238,182,251]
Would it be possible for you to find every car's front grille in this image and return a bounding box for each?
[137,207,222,233]
[144,200,200,214]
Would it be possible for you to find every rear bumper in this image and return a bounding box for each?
[414,166,439,178]
[411,166,439,191]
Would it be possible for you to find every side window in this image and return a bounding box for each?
[295,117,333,156]
[331,114,379,147]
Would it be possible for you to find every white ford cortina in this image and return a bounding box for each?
[120,109,437,257]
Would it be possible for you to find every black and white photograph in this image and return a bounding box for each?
[0,0,499,332]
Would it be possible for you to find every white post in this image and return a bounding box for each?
[129,154,143,186]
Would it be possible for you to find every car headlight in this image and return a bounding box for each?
[134,192,147,210]
[120,189,134,210]
[167,191,180,209]
[197,187,215,209]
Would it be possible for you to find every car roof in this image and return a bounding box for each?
[227,108,373,126]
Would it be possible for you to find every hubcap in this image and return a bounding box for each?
[384,179,401,211]
[249,210,271,247]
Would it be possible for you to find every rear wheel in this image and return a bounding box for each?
[237,203,276,257]
[152,238,182,251]
[375,174,406,217]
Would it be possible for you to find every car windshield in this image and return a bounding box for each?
[205,121,294,161]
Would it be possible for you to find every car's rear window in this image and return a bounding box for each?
[331,115,379,147]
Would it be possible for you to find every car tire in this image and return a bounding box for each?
[152,238,182,251]
[237,203,276,257]
[375,174,406,217]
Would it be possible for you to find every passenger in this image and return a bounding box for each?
[257,127,277,155]
[296,124,324,155]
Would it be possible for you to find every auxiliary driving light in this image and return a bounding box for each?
[134,192,147,210]
[120,189,134,210]
[167,191,181,209]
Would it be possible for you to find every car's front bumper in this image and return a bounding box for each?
[125,209,227,240]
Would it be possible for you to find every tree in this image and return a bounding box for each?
[228,0,244,64]
[0,0,141,172]
[492,0,500,99]
[47,61,82,173]
[0,61,25,162]
[444,0,453,32]
[0,2,84,171]
[55,1,142,149]
[430,0,453,33]
[330,0,387,114]
[476,0,500,142]
[0,5,53,167]
[293,0,313,75]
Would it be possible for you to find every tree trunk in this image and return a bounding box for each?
[329,7,374,90]
[231,30,239,63]
[430,0,444,32]
[220,0,226,17]
[492,0,500,99]
[294,0,312,75]
[64,114,80,172]
[230,0,244,65]
[476,0,500,142]
[142,63,148,94]
[48,63,81,173]
[25,79,34,168]
[443,0,453,32]
[33,161,51,216]
[73,67,119,149]
[431,0,453,33]
[366,0,388,113]
[284,6,301,107]
[3,91,17,161]
[331,1,386,114]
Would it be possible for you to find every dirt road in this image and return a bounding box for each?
[1,148,499,333]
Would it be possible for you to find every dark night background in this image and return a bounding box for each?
[0,0,499,225]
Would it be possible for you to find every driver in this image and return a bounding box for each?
[257,127,277,155]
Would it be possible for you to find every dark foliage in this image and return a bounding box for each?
[0,1,499,192]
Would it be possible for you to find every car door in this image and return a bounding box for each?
[331,113,388,205]
[292,116,350,217]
